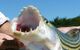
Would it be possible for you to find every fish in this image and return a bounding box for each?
[12,5,60,50]
[12,5,80,50]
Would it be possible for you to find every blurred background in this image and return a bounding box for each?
[0,0,80,27]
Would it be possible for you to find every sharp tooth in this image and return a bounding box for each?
[23,7,27,10]
[19,9,24,16]
[20,7,27,13]
[20,28,21,32]
[25,31,27,32]
[21,9,24,12]
[30,28,32,32]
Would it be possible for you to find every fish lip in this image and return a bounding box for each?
[17,5,41,32]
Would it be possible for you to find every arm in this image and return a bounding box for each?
[0,12,13,36]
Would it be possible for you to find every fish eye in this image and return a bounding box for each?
[46,20,48,23]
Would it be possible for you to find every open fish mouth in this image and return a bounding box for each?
[17,5,41,32]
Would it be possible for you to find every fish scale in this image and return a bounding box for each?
[16,5,80,50]
[46,22,80,50]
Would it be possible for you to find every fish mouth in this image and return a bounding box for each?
[17,5,41,32]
